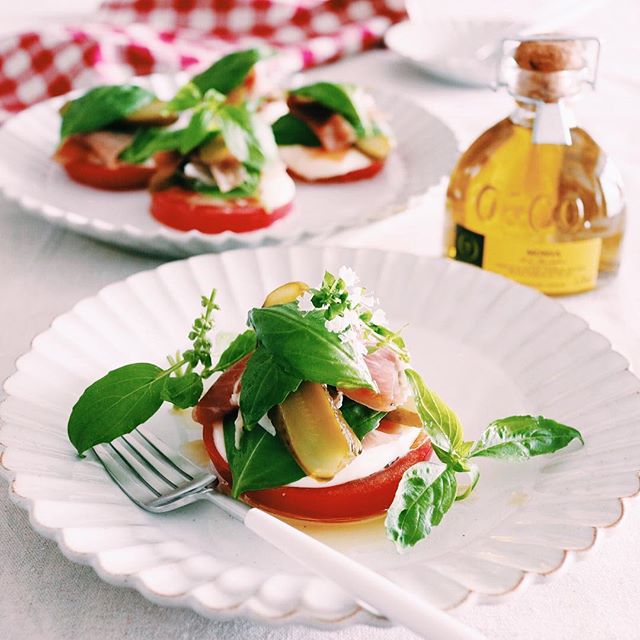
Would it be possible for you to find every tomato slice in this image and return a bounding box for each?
[150,187,293,233]
[202,421,432,523]
[192,355,250,426]
[287,158,385,184]
[55,137,157,191]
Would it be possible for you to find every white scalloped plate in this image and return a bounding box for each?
[2,246,640,629]
[0,75,457,258]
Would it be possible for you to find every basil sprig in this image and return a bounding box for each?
[386,368,584,550]
[167,48,265,112]
[121,97,269,199]
[60,85,156,138]
[223,411,305,497]
[68,290,220,455]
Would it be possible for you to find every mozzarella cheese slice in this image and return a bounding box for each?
[212,421,421,489]
[185,162,295,212]
[278,145,374,181]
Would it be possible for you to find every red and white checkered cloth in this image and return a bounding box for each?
[0,0,406,122]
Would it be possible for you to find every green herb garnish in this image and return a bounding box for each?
[68,290,219,454]
[385,369,584,551]
[60,85,155,139]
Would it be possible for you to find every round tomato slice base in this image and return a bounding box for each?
[56,138,156,191]
[151,187,293,234]
[287,158,385,184]
[62,161,156,191]
[202,422,432,523]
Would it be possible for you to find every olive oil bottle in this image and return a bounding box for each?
[445,36,625,295]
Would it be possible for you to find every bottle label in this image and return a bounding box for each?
[454,224,602,295]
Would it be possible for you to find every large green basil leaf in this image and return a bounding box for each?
[289,82,365,136]
[192,48,263,96]
[223,411,304,497]
[68,363,164,454]
[340,397,386,440]
[212,330,256,373]
[405,369,463,456]
[385,462,457,550]
[119,127,184,164]
[239,346,302,426]
[249,303,376,391]
[470,415,583,460]
[60,85,155,138]
[272,113,321,147]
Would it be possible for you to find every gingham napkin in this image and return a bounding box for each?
[0,0,406,121]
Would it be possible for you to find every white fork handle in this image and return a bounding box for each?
[244,508,485,640]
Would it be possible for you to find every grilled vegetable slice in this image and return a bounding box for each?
[355,134,392,160]
[123,100,178,126]
[269,381,361,480]
[262,281,309,308]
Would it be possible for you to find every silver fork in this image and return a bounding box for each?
[93,429,484,640]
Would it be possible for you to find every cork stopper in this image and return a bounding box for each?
[511,36,586,103]
[514,38,585,72]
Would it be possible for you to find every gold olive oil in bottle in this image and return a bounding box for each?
[445,35,625,295]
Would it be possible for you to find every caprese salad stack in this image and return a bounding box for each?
[272,82,395,183]
[195,271,430,522]
[54,48,295,233]
[54,86,178,190]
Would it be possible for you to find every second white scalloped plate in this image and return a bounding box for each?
[0,75,457,258]
[2,245,640,628]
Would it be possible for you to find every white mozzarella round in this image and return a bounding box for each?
[278,145,374,181]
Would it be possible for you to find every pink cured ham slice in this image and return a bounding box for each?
[340,346,409,412]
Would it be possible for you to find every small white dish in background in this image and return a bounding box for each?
[1,245,639,628]
[0,75,457,258]
[385,19,521,88]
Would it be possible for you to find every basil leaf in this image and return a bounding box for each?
[212,330,256,373]
[60,85,155,138]
[119,127,183,164]
[161,372,203,409]
[249,303,376,391]
[290,82,365,136]
[68,363,164,455]
[166,82,203,112]
[179,108,217,154]
[239,346,302,425]
[405,369,463,455]
[192,48,262,96]
[340,397,385,440]
[385,462,457,551]
[223,411,304,497]
[470,416,583,460]
[272,113,321,147]
[218,104,265,170]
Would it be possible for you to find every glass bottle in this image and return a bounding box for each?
[445,35,625,295]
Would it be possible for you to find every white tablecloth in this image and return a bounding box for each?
[1,3,640,639]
